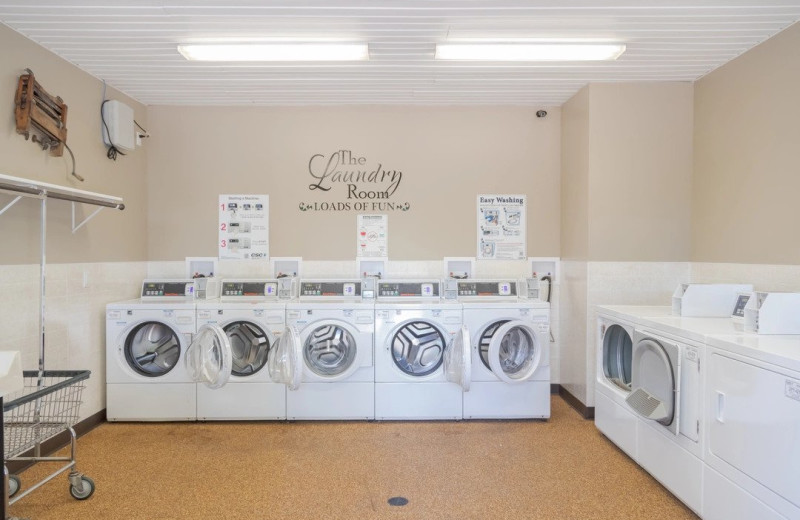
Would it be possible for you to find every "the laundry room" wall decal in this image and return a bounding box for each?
[299,149,411,212]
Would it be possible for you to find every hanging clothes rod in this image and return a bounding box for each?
[0,173,124,210]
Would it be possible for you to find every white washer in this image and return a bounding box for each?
[459,280,550,419]
[277,280,374,420]
[106,280,232,421]
[628,315,750,516]
[195,279,287,420]
[594,306,673,458]
[703,334,800,520]
[374,280,469,420]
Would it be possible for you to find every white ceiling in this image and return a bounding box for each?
[1,1,799,106]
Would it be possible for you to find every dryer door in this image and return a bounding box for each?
[601,323,633,391]
[186,324,232,389]
[268,326,302,390]
[487,320,542,384]
[626,336,680,433]
[444,325,471,391]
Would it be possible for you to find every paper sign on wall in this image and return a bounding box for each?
[477,194,526,260]
[219,195,269,260]
[357,214,388,257]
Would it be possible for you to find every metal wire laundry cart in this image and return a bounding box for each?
[3,370,95,513]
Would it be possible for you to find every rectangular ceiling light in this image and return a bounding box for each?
[178,43,369,61]
[435,43,626,61]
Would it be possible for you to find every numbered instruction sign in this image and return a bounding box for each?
[477,194,526,260]
[219,195,269,260]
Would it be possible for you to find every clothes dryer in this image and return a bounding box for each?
[703,334,800,520]
[594,306,672,458]
[374,280,469,420]
[195,279,287,420]
[459,280,550,419]
[274,280,374,420]
[627,315,750,516]
[106,280,232,421]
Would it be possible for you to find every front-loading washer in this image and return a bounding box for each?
[106,280,233,421]
[274,279,374,420]
[459,280,551,419]
[195,279,287,420]
[374,280,469,420]
[594,305,672,458]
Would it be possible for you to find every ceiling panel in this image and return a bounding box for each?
[0,1,798,106]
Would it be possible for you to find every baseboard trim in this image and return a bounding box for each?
[6,409,106,475]
[550,383,559,394]
[558,386,595,420]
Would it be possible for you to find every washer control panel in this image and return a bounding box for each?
[300,280,362,297]
[377,281,440,298]
[220,280,279,299]
[457,280,517,297]
[141,280,194,298]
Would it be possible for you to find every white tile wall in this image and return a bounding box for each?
[0,262,147,421]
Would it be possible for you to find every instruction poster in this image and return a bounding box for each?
[357,214,388,257]
[219,194,269,260]
[477,194,526,260]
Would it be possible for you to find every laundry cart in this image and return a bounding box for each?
[0,173,126,518]
[3,370,95,512]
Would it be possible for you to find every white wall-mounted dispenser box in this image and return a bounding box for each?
[101,100,135,151]
[672,283,754,317]
[744,292,800,334]
[443,257,475,280]
[358,257,386,280]
[270,257,302,279]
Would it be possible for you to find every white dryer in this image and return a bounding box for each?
[703,334,800,520]
[195,279,287,420]
[374,280,469,420]
[627,315,749,516]
[274,280,374,420]
[459,280,550,419]
[594,305,672,458]
[106,280,233,421]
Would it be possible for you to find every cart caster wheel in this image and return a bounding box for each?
[8,475,21,497]
[69,476,94,500]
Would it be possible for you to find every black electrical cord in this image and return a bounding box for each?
[541,275,552,303]
[134,120,148,135]
[101,99,126,161]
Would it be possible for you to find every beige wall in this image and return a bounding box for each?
[589,83,693,262]
[693,22,800,264]
[146,106,561,261]
[0,24,148,264]
[560,86,590,261]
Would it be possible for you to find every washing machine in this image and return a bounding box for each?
[627,315,750,516]
[374,280,469,420]
[274,279,374,420]
[195,279,287,420]
[594,305,672,458]
[106,280,233,421]
[459,279,550,419]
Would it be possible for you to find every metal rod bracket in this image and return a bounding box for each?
[72,202,105,233]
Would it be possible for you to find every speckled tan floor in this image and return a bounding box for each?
[9,396,697,520]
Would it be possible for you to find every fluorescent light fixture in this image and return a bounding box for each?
[177,43,369,61]
[435,43,626,61]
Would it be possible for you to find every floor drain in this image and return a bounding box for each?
[388,496,409,506]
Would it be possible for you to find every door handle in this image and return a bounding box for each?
[716,391,725,423]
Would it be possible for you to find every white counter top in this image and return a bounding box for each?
[637,315,748,344]
[706,333,800,373]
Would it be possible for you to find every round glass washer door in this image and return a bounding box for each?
[124,321,182,377]
[223,321,272,377]
[268,326,302,390]
[602,323,633,391]
[302,321,359,379]
[186,324,232,390]
[487,321,541,384]
[391,320,447,377]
